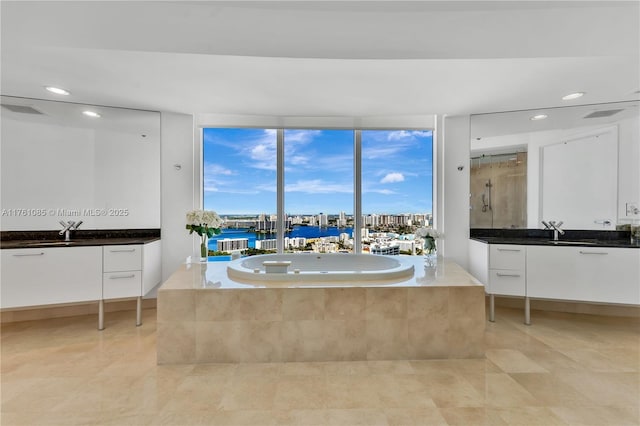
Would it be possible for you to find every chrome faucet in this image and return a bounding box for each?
[59,220,83,241]
[542,220,564,241]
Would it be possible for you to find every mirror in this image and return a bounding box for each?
[470,100,639,230]
[1,96,161,230]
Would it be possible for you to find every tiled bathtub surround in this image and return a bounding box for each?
[157,259,485,364]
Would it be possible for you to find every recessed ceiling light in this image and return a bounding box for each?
[45,86,70,96]
[562,92,585,101]
[82,110,101,118]
[530,114,548,121]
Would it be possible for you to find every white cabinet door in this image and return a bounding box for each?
[526,246,577,300]
[103,271,142,299]
[103,245,142,272]
[575,247,640,304]
[489,269,526,296]
[527,246,640,304]
[1,247,102,308]
[490,245,526,270]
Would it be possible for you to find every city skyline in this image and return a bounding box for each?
[203,128,433,215]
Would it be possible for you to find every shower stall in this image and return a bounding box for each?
[470,152,527,229]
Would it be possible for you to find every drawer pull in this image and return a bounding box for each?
[109,274,136,280]
[496,273,521,277]
[12,252,44,257]
[109,249,136,253]
[497,248,521,252]
[579,251,608,255]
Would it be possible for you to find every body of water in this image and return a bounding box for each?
[209,226,353,251]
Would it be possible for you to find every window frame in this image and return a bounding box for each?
[200,126,435,254]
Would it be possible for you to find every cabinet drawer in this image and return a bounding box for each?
[488,269,525,296]
[490,245,525,270]
[103,271,141,299]
[103,245,142,272]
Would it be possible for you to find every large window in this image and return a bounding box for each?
[203,127,433,256]
[284,129,353,253]
[202,128,276,252]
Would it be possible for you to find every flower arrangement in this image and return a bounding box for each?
[186,210,223,259]
[415,227,442,254]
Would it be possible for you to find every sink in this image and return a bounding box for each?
[547,240,598,246]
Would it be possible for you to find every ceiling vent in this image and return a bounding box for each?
[1,104,43,115]
[583,109,623,119]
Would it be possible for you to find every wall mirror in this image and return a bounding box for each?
[1,96,161,230]
[470,100,639,230]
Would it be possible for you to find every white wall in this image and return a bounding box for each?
[160,112,196,281]
[439,115,471,269]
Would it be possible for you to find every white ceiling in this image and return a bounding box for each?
[1,1,639,118]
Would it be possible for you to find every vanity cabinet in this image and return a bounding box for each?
[102,240,161,300]
[488,244,526,296]
[1,247,102,308]
[468,241,526,296]
[1,240,162,330]
[527,246,640,305]
[103,245,142,299]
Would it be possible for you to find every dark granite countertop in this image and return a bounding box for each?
[0,229,160,249]
[470,228,639,249]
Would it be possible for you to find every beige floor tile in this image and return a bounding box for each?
[417,372,485,408]
[2,306,639,425]
[219,376,278,410]
[509,372,594,407]
[273,375,328,410]
[439,407,508,426]
[495,406,568,425]
[273,409,329,425]
[485,349,548,373]
[371,374,437,409]
[483,373,541,408]
[555,372,640,407]
[326,408,389,426]
[550,405,640,426]
[384,408,449,426]
[160,374,229,412]
[558,348,637,372]
[325,375,383,409]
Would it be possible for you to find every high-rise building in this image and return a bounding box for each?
[218,238,249,251]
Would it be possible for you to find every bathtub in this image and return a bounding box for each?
[226,253,415,283]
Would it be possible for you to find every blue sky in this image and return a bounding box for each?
[203,128,432,215]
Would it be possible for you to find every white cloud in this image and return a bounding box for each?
[204,163,233,176]
[380,172,405,183]
[285,129,321,143]
[387,130,432,141]
[284,179,352,194]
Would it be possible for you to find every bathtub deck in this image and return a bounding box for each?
[157,258,485,364]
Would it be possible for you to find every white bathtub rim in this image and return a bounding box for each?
[226,253,415,284]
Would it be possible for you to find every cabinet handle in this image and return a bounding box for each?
[496,273,521,277]
[579,251,608,255]
[497,248,521,252]
[109,274,136,279]
[109,249,136,253]
[12,252,44,257]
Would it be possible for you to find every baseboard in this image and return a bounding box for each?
[488,295,640,318]
[0,298,157,323]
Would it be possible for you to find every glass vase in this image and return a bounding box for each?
[200,236,208,263]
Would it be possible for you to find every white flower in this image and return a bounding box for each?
[186,210,223,228]
[415,227,442,239]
